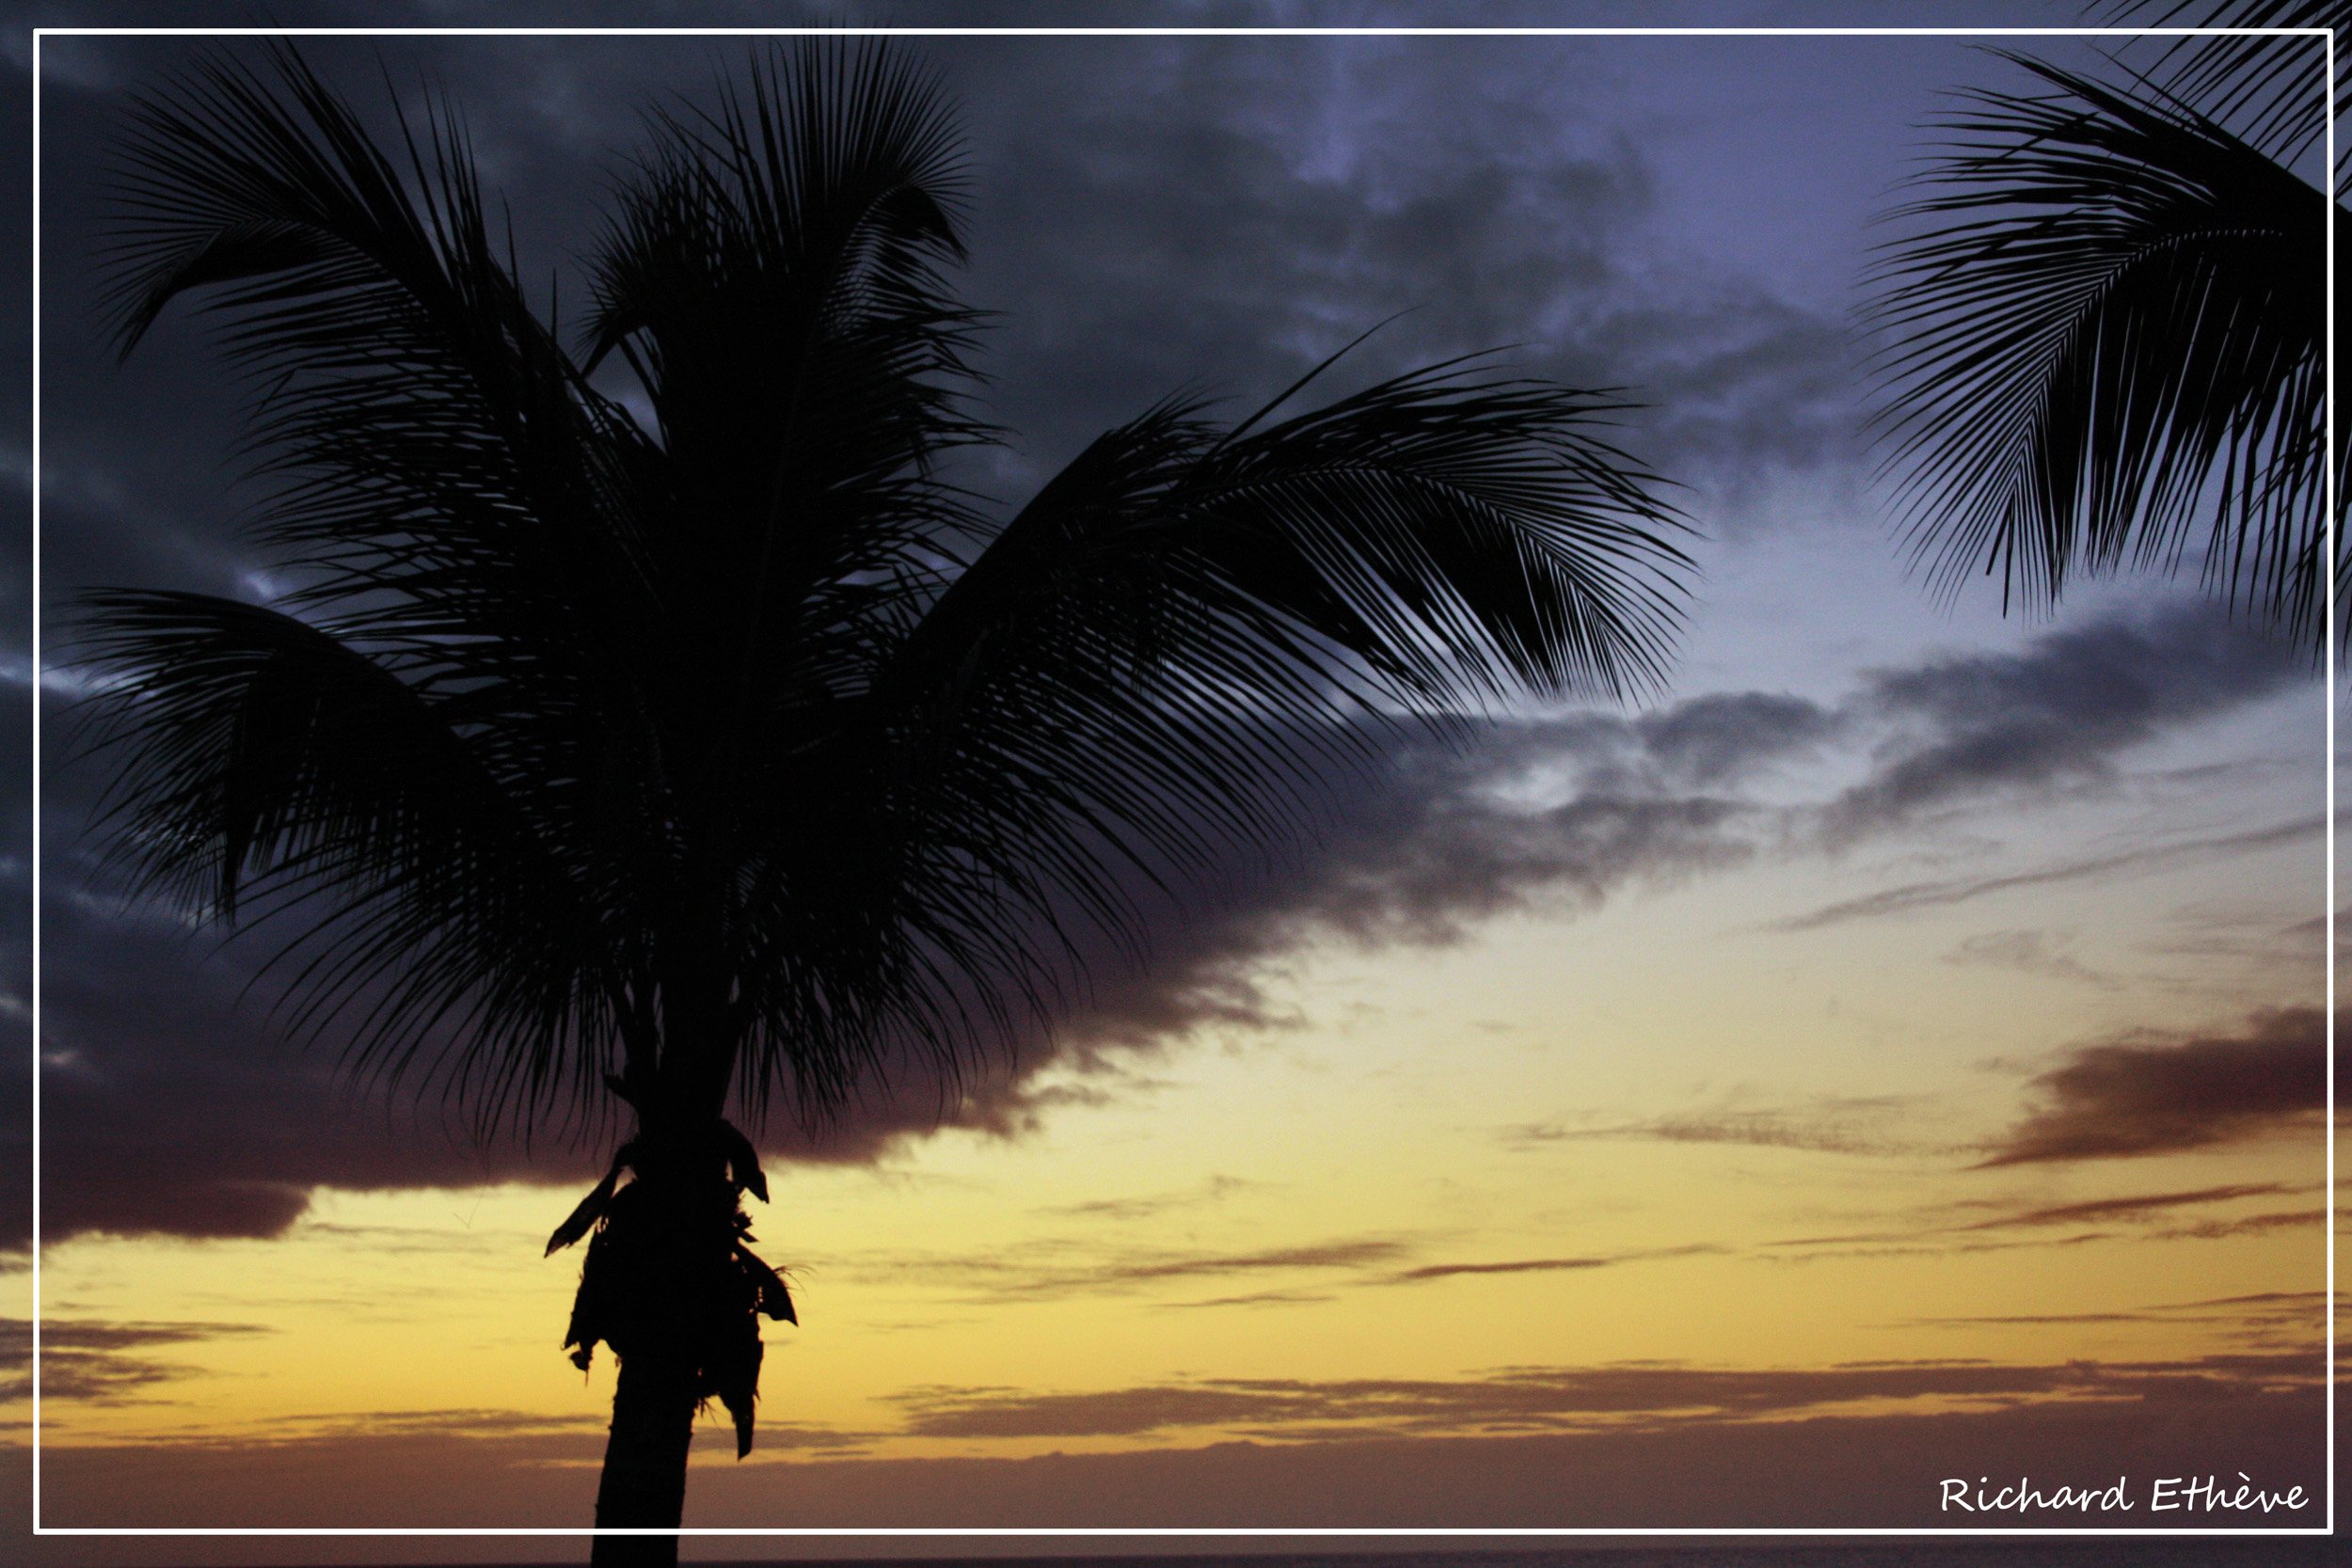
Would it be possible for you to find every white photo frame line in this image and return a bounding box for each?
[27,18,2343,1542]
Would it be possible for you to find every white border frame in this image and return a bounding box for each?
[18,18,2333,1551]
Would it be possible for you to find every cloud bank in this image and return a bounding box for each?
[13,594,2309,1247]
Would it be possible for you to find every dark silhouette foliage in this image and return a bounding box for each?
[75,39,1691,1560]
[1864,2,2344,649]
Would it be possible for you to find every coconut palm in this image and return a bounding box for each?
[72,40,1690,1564]
[1863,1,2345,648]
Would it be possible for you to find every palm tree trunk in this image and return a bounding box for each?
[590,1345,699,1567]
[579,1098,739,1568]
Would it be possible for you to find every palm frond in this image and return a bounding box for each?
[2101,1,2340,167]
[1863,52,2341,648]
[85,44,668,1136]
[66,591,628,1135]
[716,361,1692,1123]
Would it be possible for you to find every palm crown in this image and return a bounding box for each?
[72,40,1691,1543]
[80,42,1689,1133]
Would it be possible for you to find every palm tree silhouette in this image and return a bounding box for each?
[1863,0,2345,647]
[71,40,1691,1562]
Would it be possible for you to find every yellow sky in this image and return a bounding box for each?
[11,678,2330,1538]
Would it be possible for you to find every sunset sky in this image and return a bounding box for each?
[0,2,2339,1560]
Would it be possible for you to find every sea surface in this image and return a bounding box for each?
[251,1541,2344,1568]
[643,1544,2346,1568]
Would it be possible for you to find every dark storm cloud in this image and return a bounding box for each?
[13,23,2318,1250]
[20,887,599,1248]
[17,24,1752,1248]
[1820,597,2307,841]
[22,19,1848,637]
[22,876,1166,1246]
[1630,689,1844,786]
[934,29,1866,496]
[23,601,2307,1246]
[1977,1006,2331,1167]
[1193,600,2303,993]
[1566,283,1863,479]
[1287,784,1760,949]
[18,21,1859,623]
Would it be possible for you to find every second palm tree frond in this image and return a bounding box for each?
[1864,50,2344,649]
[2102,0,2345,169]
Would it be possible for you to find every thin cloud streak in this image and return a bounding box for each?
[1384,1243,1724,1283]
[1505,1093,1956,1159]
[0,1317,269,1404]
[1957,1182,2300,1229]
[1765,1179,2310,1256]
[829,1235,1416,1305]
[883,1346,2323,1442]
[1773,816,2321,932]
